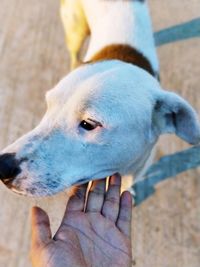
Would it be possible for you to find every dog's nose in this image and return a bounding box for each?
[0,153,21,184]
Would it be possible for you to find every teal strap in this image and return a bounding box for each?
[154,18,200,46]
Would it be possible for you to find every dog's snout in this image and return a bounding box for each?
[0,153,21,184]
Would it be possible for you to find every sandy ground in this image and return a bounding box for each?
[0,0,200,266]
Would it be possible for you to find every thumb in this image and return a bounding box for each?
[31,206,52,249]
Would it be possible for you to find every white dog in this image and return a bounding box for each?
[0,0,200,197]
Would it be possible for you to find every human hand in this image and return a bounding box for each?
[30,174,132,267]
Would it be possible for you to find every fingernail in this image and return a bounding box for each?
[110,173,121,185]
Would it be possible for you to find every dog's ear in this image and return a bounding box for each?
[153,91,200,144]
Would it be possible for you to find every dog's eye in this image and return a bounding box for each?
[79,119,102,131]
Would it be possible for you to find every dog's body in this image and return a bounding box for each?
[60,0,159,74]
[0,0,200,197]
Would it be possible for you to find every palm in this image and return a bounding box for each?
[31,175,132,267]
[54,210,131,267]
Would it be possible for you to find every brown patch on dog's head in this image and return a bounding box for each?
[86,44,156,77]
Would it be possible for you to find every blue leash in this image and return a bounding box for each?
[134,18,200,205]
[154,18,200,46]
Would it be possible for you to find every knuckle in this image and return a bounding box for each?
[87,208,99,213]
[90,187,105,196]
[105,196,119,205]
[119,213,131,222]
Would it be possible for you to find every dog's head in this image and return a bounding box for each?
[1,61,200,196]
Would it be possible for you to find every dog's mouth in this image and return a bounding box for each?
[72,178,91,186]
[1,178,26,197]
[0,155,118,196]
[10,186,27,196]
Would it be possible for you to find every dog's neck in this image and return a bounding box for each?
[83,0,159,75]
[87,44,156,77]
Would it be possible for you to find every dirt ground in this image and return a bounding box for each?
[0,1,200,267]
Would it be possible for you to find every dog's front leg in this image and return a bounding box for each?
[60,0,90,70]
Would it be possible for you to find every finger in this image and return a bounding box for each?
[66,183,88,212]
[54,183,88,241]
[31,206,52,249]
[102,173,121,223]
[116,191,132,237]
[86,178,106,213]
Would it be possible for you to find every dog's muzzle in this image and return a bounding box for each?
[0,153,22,188]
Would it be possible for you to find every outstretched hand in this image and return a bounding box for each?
[30,174,132,267]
